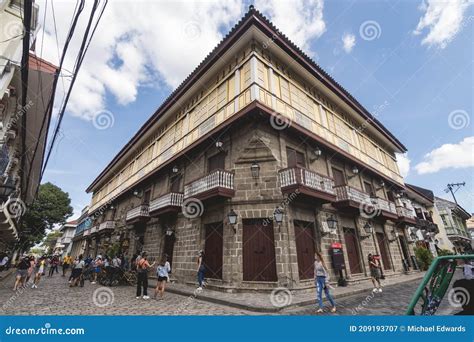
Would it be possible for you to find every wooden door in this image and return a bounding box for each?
[343,228,362,274]
[204,223,223,279]
[294,221,316,279]
[332,167,345,186]
[286,147,306,168]
[208,152,225,172]
[363,181,374,196]
[243,219,277,281]
[376,232,392,270]
[163,234,175,267]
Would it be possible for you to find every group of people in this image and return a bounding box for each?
[13,254,46,291]
[133,251,171,300]
[313,252,384,313]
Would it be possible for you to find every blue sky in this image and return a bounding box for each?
[37,0,473,217]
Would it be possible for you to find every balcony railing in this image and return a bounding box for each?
[396,206,414,218]
[375,197,397,215]
[184,169,234,200]
[278,167,335,201]
[149,192,184,215]
[126,205,150,222]
[334,185,370,204]
[99,220,116,231]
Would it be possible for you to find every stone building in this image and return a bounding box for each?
[82,7,424,291]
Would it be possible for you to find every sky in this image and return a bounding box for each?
[34,0,474,218]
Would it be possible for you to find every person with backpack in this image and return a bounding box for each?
[154,255,171,300]
[314,252,336,313]
[136,252,155,299]
[368,253,383,293]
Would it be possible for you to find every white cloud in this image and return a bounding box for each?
[396,153,411,178]
[415,137,474,174]
[342,33,356,53]
[254,0,326,55]
[413,0,473,49]
[36,0,245,120]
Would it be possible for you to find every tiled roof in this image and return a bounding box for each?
[406,183,434,202]
[86,5,407,193]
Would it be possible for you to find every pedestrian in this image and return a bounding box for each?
[154,255,171,300]
[70,254,85,287]
[62,254,72,277]
[136,252,155,299]
[48,255,59,277]
[196,250,206,290]
[13,255,30,291]
[91,256,102,284]
[368,253,383,293]
[32,257,45,288]
[314,252,336,313]
[25,256,35,284]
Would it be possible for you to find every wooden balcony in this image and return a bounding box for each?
[334,185,397,219]
[126,205,150,223]
[396,206,417,225]
[149,192,184,216]
[278,167,336,203]
[99,220,116,232]
[184,169,234,201]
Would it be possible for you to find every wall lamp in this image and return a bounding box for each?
[360,221,373,239]
[273,207,284,226]
[348,166,359,179]
[376,180,385,191]
[310,146,322,161]
[215,141,223,149]
[250,161,260,179]
[227,209,238,233]
[133,189,142,198]
[323,215,338,235]
[172,165,179,174]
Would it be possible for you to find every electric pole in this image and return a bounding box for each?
[445,182,465,204]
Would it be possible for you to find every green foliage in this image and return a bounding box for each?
[437,249,454,256]
[414,246,433,270]
[44,230,63,254]
[19,182,73,250]
[106,242,121,258]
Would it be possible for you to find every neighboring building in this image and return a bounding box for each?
[467,215,474,250]
[70,207,91,258]
[53,220,78,256]
[82,7,421,291]
[403,184,442,257]
[434,197,472,254]
[0,0,57,247]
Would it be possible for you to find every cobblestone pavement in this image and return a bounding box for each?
[0,270,463,315]
[281,270,463,316]
[0,272,258,316]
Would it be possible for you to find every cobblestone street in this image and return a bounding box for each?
[0,270,461,316]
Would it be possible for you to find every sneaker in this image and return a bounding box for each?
[91,282,96,284]
[143,295,150,300]
[372,288,378,293]
[136,296,141,299]
[316,308,324,313]
[331,307,336,313]
[197,286,202,291]
[378,288,383,293]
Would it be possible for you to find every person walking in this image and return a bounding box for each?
[13,255,30,291]
[136,252,154,299]
[368,253,383,293]
[314,252,336,313]
[48,255,59,277]
[25,256,35,284]
[32,257,45,289]
[70,255,85,287]
[154,255,171,300]
[62,254,72,277]
[91,256,102,284]
[196,250,206,291]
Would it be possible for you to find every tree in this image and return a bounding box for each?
[17,182,73,251]
[414,246,433,271]
[43,230,63,254]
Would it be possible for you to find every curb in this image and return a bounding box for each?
[148,274,425,313]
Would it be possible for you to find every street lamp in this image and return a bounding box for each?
[389,229,398,242]
[348,166,359,179]
[0,184,15,202]
[363,221,373,235]
[311,146,322,161]
[250,161,260,179]
[227,209,238,233]
[326,215,338,231]
[273,207,284,225]
[172,165,179,174]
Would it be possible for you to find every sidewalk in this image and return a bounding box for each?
[148,272,425,313]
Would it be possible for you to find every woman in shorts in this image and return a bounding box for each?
[13,256,30,291]
[368,253,382,293]
[154,255,171,300]
[32,258,45,288]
